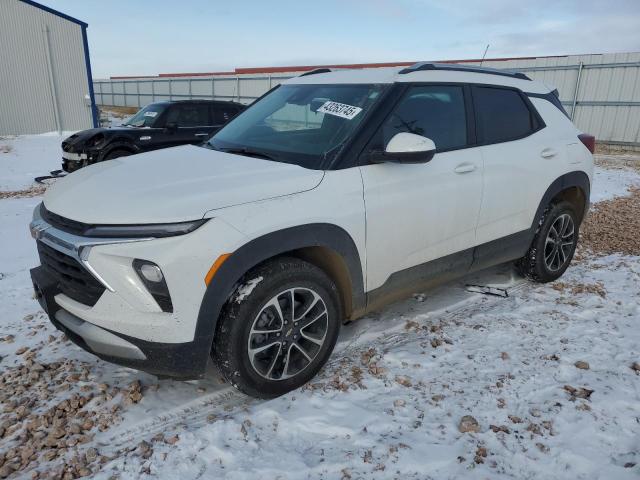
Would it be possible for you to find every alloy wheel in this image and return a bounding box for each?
[543,213,575,272]
[247,287,329,381]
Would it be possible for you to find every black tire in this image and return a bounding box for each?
[516,200,579,283]
[103,149,132,160]
[212,257,342,399]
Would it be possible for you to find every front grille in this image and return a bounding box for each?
[41,205,90,236]
[37,241,105,306]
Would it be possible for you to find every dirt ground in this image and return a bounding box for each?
[99,106,138,117]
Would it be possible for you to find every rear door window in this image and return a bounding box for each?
[473,87,538,144]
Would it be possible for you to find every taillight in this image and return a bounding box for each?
[578,133,595,154]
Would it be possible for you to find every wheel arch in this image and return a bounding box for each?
[99,140,138,160]
[194,223,365,359]
[532,171,591,228]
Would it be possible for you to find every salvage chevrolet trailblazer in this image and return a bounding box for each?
[30,63,594,398]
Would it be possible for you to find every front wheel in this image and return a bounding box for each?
[103,149,132,160]
[517,200,579,282]
[212,258,342,398]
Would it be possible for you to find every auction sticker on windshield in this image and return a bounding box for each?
[144,111,158,118]
[317,101,362,120]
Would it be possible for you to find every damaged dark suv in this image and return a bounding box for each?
[61,100,245,172]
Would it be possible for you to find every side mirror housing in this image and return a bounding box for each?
[164,122,178,133]
[369,132,436,164]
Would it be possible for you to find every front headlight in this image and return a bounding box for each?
[84,219,209,238]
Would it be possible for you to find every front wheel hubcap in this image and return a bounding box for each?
[247,287,328,381]
[544,213,575,272]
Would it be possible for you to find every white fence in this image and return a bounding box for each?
[94,53,640,146]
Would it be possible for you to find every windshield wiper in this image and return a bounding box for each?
[221,147,277,162]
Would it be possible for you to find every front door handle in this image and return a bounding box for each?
[541,148,558,158]
[454,163,476,174]
[194,133,209,137]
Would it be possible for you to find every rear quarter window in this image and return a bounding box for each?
[474,87,540,144]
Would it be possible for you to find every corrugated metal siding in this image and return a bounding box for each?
[94,53,640,146]
[0,0,93,134]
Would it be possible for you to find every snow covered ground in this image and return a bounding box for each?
[0,135,639,480]
[0,134,68,191]
[0,108,131,192]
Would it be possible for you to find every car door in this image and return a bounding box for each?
[162,103,213,146]
[359,84,483,293]
[471,86,551,246]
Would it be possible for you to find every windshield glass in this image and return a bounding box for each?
[124,104,167,127]
[208,84,387,168]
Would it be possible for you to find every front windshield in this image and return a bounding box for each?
[208,84,387,168]
[124,104,167,127]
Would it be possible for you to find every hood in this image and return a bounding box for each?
[44,145,324,224]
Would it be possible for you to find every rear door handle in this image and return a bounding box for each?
[541,148,558,158]
[454,163,476,174]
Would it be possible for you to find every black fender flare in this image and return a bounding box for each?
[192,223,365,365]
[531,171,591,230]
[99,140,139,161]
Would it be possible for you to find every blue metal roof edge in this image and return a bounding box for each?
[18,0,88,27]
[81,27,99,127]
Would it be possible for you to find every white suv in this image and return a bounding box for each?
[30,63,594,398]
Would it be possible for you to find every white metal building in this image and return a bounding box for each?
[0,0,97,135]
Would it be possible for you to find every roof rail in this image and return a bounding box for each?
[298,68,332,77]
[398,62,531,81]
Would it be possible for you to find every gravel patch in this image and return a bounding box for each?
[0,185,46,200]
[595,153,640,174]
[579,185,640,256]
[0,330,146,479]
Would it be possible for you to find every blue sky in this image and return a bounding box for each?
[43,0,640,78]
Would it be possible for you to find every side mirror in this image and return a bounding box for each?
[369,132,436,164]
[164,122,178,133]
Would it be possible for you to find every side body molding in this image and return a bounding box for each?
[193,223,365,369]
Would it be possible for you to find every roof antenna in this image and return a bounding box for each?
[480,44,490,66]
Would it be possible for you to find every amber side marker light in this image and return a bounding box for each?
[205,253,231,286]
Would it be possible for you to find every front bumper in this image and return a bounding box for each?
[62,151,88,162]
[61,151,88,173]
[28,204,247,379]
[30,265,209,379]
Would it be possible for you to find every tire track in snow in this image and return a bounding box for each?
[101,277,527,453]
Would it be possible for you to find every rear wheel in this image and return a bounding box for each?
[212,257,341,398]
[517,200,579,282]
